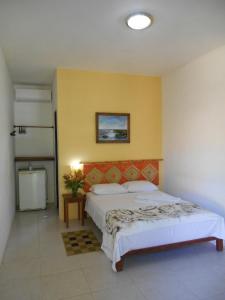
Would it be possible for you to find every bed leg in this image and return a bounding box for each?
[115,259,124,272]
[216,239,223,251]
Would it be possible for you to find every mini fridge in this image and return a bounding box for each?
[18,169,47,211]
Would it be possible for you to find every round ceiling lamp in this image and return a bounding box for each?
[126,13,152,30]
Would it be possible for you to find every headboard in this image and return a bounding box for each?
[83,159,160,192]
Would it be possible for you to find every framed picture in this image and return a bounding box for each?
[96,112,130,143]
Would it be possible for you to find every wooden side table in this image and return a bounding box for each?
[80,194,86,226]
[62,193,85,228]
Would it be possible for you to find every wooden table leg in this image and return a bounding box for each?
[81,196,85,226]
[64,199,66,223]
[78,198,80,220]
[66,201,69,228]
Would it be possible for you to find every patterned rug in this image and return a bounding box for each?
[62,230,101,255]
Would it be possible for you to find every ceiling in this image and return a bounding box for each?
[0,0,225,84]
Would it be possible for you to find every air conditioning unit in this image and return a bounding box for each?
[15,85,51,103]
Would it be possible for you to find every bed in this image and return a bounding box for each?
[82,160,225,271]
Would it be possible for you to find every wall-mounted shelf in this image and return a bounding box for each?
[15,156,55,162]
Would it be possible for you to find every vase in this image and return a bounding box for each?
[71,187,78,198]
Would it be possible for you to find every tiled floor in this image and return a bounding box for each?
[1,206,225,300]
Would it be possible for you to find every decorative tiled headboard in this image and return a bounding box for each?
[83,160,159,192]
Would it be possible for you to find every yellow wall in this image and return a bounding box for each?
[57,69,162,219]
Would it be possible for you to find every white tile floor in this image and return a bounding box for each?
[1,206,225,300]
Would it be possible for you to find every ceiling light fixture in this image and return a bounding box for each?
[126,13,152,30]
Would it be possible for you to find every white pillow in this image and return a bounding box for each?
[90,183,127,195]
[122,180,158,193]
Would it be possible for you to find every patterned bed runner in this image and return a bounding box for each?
[105,202,203,238]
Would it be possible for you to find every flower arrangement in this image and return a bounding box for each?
[63,169,85,197]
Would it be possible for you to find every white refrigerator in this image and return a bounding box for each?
[18,169,47,211]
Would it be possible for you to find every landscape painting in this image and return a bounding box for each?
[96,113,130,143]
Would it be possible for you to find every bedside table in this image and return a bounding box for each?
[62,193,86,228]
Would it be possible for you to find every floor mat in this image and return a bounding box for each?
[62,229,101,255]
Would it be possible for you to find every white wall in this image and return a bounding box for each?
[14,101,54,156]
[14,90,55,203]
[0,47,15,263]
[163,45,225,217]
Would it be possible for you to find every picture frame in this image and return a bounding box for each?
[96,112,130,143]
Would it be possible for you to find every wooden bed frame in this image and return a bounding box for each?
[115,237,223,271]
[82,159,224,271]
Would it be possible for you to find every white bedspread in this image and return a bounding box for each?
[85,191,225,271]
